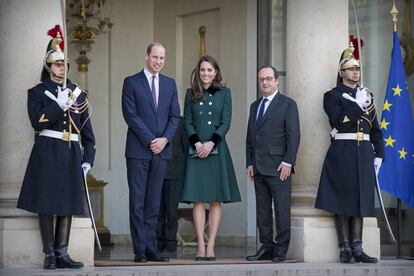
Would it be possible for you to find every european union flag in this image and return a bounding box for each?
[378,31,414,209]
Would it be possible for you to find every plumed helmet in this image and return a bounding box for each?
[44,25,65,65]
[41,25,70,81]
[338,41,360,77]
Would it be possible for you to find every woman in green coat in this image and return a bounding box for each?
[181,55,241,260]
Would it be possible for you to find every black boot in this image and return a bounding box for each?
[54,216,84,269]
[39,215,56,269]
[350,217,378,263]
[335,215,355,263]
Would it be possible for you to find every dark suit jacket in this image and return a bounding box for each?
[165,116,187,180]
[246,91,300,176]
[122,70,180,160]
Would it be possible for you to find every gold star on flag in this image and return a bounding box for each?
[383,100,393,111]
[398,147,408,159]
[392,84,402,96]
[384,135,396,147]
[380,118,390,130]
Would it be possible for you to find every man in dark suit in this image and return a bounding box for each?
[122,42,180,262]
[246,66,300,262]
[156,116,187,257]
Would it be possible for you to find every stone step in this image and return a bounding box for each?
[1,259,414,276]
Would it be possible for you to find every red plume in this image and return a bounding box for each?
[349,35,364,60]
[47,25,65,50]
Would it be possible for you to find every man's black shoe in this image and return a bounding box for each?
[246,247,273,261]
[146,252,169,262]
[339,246,355,264]
[43,254,56,269]
[55,255,84,269]
[271,251,286,263]
[352,250,378,263]
[160,250,177,259]
[134,253,147,263]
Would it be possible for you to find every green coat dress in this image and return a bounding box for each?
[181,87,241,204]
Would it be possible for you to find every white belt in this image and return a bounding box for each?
[39,129,79,142]
[334,132,370,141]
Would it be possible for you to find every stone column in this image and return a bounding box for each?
[0,0,93,268]
[285,0,380,262]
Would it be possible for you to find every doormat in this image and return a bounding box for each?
[95,258,300,267]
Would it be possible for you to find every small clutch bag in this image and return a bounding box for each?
[188,143,218,159]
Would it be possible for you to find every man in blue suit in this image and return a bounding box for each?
[122,42,180,262]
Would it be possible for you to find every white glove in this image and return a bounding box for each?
[56,87,75,111]
[374,157,382,176]
[355,87,371,109]
[82,162,91,174]
[342,88,371,110]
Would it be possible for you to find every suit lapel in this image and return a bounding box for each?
[137,70,156,114]
[252,99,261,130]
[256,92,282,129]
[157,75,166,115]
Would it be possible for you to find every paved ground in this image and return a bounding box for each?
[2,259,414,276]
[2,245,414,276]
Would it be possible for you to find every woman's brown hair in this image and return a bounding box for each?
[190,55,224,101]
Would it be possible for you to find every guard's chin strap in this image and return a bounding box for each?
[345,77,359,85]
[51,73,64,80]
[44,62,68,81]
[339,71,359,85]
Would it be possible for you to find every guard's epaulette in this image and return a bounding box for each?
[28,82,42,92]
[324,86,336,94]
[72,82,88,95]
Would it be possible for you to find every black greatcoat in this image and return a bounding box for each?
[17,78,96,216]
[315,83,384,217]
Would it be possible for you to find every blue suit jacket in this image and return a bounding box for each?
[122,70,180,160]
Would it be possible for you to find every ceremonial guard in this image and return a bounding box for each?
[315,43,384,263]
[17,26,96,269]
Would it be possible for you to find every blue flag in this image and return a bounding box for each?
[378,31,414,208]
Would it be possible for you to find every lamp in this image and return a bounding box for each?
[67,0,113,89]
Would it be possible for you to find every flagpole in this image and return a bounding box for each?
[390,0,403,260]
[391,0,398,32]
[397,198,402,258]
[390,1,414,261]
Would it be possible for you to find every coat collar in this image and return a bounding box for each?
[43,78,75,96]
[337,82,357,97]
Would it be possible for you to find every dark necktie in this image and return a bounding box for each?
[256,98,268,124]
[151,75,157,109]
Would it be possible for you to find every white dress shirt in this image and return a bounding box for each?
[144,68,159,106]
[256,90,278,119]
